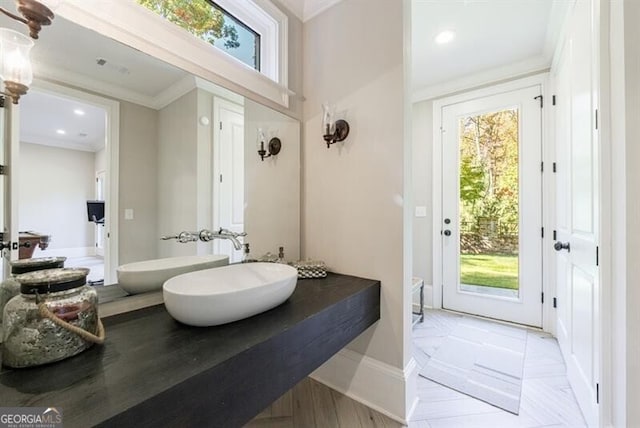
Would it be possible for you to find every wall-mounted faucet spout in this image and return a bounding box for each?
[160,231,199,243]
[199,228,247,250]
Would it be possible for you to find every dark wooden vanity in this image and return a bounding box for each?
[0,273,380,428]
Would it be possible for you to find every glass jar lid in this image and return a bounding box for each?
[16,268,89,295]
[10,256,66,275]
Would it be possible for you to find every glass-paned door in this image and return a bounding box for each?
[441,85,543,327]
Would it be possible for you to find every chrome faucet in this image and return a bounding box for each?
[199,228,247,250]
[160,231,199,243]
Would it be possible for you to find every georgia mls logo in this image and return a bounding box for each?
[0,407,63,428]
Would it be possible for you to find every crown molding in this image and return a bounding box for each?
[412,55,551,102]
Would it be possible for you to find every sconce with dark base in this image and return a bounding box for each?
[258,137,282,161]
[0,0,58,104]
[323,120,349,148]
[0,0,55,40]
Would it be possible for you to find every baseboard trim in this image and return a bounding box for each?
[310,348,418,425]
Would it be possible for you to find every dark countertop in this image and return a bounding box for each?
[0,273,380,427]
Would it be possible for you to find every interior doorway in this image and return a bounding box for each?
[438,84,543,327]
[212,97,245,263]
[15,81,119,284]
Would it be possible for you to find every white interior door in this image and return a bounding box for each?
[441,85,543,327]
[553,0,599,425]
[213,98,244,262]
[95,171,105,257]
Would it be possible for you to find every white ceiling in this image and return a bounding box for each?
[21,91,107,152]
[1,4,191,153]
[277,0,344,22]
[412,0,568,98]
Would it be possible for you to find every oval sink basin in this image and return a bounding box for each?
[163,262,298,327]
[117,255,229,295]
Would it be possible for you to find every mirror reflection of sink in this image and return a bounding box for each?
[163,262,298,327]
[117,255,229,295]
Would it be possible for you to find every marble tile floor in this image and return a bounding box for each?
[409,310,587,428]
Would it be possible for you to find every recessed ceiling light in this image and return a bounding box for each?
[74,109,85,116]
[56,129,66,135]
[435,30,456,45]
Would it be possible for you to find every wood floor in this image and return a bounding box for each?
[244,377,402,428]
[246,310,586,428]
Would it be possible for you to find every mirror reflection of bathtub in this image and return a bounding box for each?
[9,14,300,297]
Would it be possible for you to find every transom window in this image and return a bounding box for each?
[137,0,262,71]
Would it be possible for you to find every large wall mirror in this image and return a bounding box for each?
[1,14,301,288]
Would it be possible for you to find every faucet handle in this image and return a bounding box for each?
[160,235,178,241]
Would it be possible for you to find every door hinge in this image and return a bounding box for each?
[553,297,557,308]
[553,230,557,240]
[219,122,223,130]
[552,95,556,106]
[596,383,600,404]
[541,162,544,172]
[219,174,223,183]
[541,292,544,304]
[553,162,557,173]
[0,165,5,175]
[0,96,5,108]
[595,109,598,130]
[541,227,544,238]
[596,246,599,266]
[534,95,543,108]
[107,233,110,238]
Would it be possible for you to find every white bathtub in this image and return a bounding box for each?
[117,255,229,295]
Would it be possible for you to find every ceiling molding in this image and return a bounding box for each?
[275,0,304,21]
[21,134,102,153]
[303,0,344,22]
[34,60,158,109]
[412,55,551,102]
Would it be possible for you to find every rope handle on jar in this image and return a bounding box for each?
[37,301,105,345]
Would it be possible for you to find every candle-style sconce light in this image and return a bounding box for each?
[257,128,281,161]
[0,0,60,104]
[322,102,349,148]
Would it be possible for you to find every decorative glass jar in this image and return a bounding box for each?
[2,268,104,368]
[0,257,66,329]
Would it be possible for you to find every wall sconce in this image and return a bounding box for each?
[0,0,58,39]
[0,28,34,104]
[322,103,349,148]
[257,128,281,161]
[0,0,59,104]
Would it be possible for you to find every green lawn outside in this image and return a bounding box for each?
[460,253,519,290]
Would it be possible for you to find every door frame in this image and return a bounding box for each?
[431,73,556,332]
[31,79,120,284]
[212,96,244,259]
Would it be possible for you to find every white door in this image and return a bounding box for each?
[95,171,105,257]
[213,98,244,262]
[1,102,20,279]
[553,0,599,424]
[441,85,543,327]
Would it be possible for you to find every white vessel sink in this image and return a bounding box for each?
[163,262,298,327]
[117,255,229,295]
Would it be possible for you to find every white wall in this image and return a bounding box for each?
[244,99,301,261]
[19,142,94,254]
[157,90,198,258]
[119,101,159,264]
[614,0,640,425]
[412,101,433,306]
[95,147,106,175]
[302,0,413,421]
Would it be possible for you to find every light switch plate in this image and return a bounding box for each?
[124,209,134,220]
[415,206,427,217]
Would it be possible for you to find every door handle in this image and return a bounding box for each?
[443,230,451,236]
[554,241,570,252]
